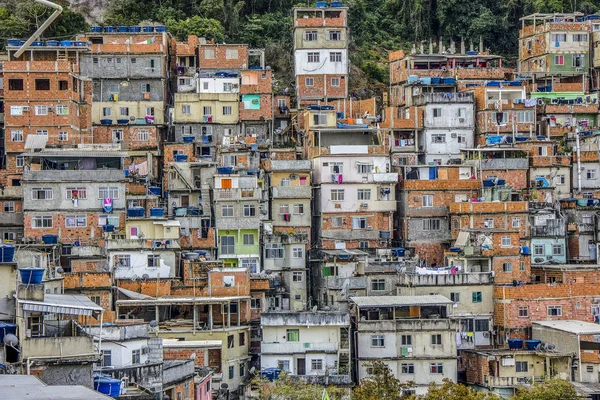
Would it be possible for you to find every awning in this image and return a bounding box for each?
[24,135,48,150]
[455,231,470,247]
[19,294,103,316]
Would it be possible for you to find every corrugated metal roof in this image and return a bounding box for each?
[350,295,453,308]
[24,135,48,150]
[533,320,600,335]
[19,294,103,316]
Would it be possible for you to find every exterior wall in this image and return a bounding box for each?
[91,101,165,125]
[297,74,347,100]
[174,93,239,124]
[109,250,176,279]
[294,49,348,76]
[198,45,249,70]
[293,28,347,50]
[80,52,167,79]
[100,338,149,368]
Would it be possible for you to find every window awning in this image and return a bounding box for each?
[454,231,470,247]
[19,294,103,316]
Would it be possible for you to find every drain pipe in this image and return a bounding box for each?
[14,0,63,59]
[576,130,582,194]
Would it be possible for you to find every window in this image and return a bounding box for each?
[305,30,317,41]
[551,33,567,42]
[292,271,303,282]
[243,205,256,217]
[554,55,564,65]
[35,105,48,115]
[65,215,87,228]
[552,244,564,256]
[359,241,369,249]
[102,350,112,367]
[221,205,234,217]
[98,215,119,227]
[433,108,442,118]
[292,247,304,259]
[57,131,68,141]
[588,365,595,373]
[32,216,53,228]
[223,82,233,92]
[371,335,385,347]
[326,77,339,88]
[533,244,544,256]
[555,175,566,185]
[331,189,344,201]
[422,219,441,231]
[472,292,482,303]
[352,217,367,229]
[519,306,529,318]
[35,79,50,91]
[501,236,511,247]
[311,359,323,371]
[131,349,141,364]
[16,156,24,168]
[251,298,261,309]
[511,218,521,228]
[503,262,513,272]
[371,279,385,291]
[8,79,23,90]
[587,169,596,180]
[204,48,215,59]
[148,254,160,267]
[32,188,52,200]
[277,360,290,372]
[115,255,131,268]
[548,306,562,316]
[431,334,442,345]
[287,329,299,342]
[329,30,341,40]
[398,335,412,347]
[457,134,467,143]
[329,162,344,174]
[307,52,320,63]
[356,163,372,174]
[228,366,235,379]
[279,204,290,214]
[573,54,585,68]
[10,106,23,116]
[265,243,284,259]
[431,134,446,143]
[243,234,254,246]
[513,361,529,372]
[517,111,533,123]
[203,106,212,116]
[109,84,119,94]
[223,106,232,115]
[54,104,69,116]
[239,362,245,378]
[10,130,23,142]
[401,363,414,374]
[281,178,291,187]
[59,80,68,90]
[495,112,508,124]
[226,334,235,349]
[103,107,112,117]
[450,292,460,303]
[573,33,588,42]
[181,104,191,114]
[484,218,494,228]
[583,214,594,224]
[2,201,15,213]
[430,363,443,374]
[357,189,371,200]
[141,83,150,93]
[293,204,304,215]
[98,187,119,199]
[221,236,235,255]
[226,48,238,59]
[36,130,48,136]
[305,77,314,86]
[330,52,342,62]
[422,195,433,207]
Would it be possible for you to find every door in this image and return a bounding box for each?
[181,195,189,207]
[297,358,306,375]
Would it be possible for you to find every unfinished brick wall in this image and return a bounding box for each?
[492,255,531,284]
[241,70,272,94]
[463,351,489,385]
[116,279,173,297]
[198,45,248,70]
[297,74,347,100]
[163,143,194,163]
[480,169,528,190]
[163,347,212,367]
[239,94,272,120]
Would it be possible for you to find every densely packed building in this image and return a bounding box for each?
[4,4,600,399]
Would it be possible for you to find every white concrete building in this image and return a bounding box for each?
[260,312,351,384]
[351,295,459,396]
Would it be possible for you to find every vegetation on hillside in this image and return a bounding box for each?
[4,0,600,95]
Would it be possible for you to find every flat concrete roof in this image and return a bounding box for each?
[533,320,600,335]
[0,375,111,400]
[350,294,452,308]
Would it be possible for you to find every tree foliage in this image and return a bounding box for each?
[353,360,413,400]
[416,379,500,400]
[510,378,582,400]
[167,16,225,43]
[250,372,346,400]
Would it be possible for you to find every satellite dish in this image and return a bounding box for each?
[220,383,229,389]
[312,306,317,312]
[189,352,196,360]
[149,320,158,327]
[4,333,19,347]
[56,267,64,274]
[249,367,256,375]
[131,274,138,281]
[142,274,150,280]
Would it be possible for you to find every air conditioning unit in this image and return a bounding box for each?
[367,226,373,230]
[483,332,490,338]
[360,203,368,208]
[290,174,298,180]
[22,106,30,112]
[458,118,465,123]
[450,133,457,138]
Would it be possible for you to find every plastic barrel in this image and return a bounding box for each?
[19,268,45,284]
[117,26,128,33]
[150,208,164,217]
[94,377,121,397]
[46,40,59,46]
[507,338,523,350]
[127,207,145,218]
[142,26,155,33]
[0,245,15,263]
[148,186,161,196]
[91,26,102,33]
[525,340,542,350]
[42,234,58,244]
[174,154,188,162]
[104,26,115,33]
[60,40,73,47]
[155,25,167,32]
[7,39,21,47]
[129,26,141,33]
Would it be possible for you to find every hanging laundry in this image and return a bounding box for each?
[337,174,343,184]
[103,198,113,213]
[524,98,537,107]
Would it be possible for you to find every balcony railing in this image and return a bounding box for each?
[261,342,340,354]
[414,92,474,105]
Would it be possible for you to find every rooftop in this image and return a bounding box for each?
[350,294,453,308]
[261,312,350,326]
[532,320,600,335]
[0,375,111,400]
[18,293,104,317]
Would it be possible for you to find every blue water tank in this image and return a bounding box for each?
[316,1,327,8]
[31,41,44,47]
[0,322,17,342]
[117,26,128,33]
[91,26,102,33]
[260,368,282,382]
[186,207,200,216]
[127,207,145,218]
[19,268,45,284]
[42,234,58,244]
[100,119,113,125]
[392,248,405,257]
[94,377,121,397]
[103,224,115,233]
[0,245,15,263]
[60,40,73,47]
[331,1,343,7]
[46,40,59,46]
[142,26,155,33]
[7,39,21,47]
[74,41,88,47]
[217,166,233,174]
[117,119,129,125]
[103,26,115,33]
[148,186,161,196]
[525,340,542,350]
[507,338,523,349]
[174,154,188,162]
[155,25,167,32]
[129,26,141,33]
[150,208,164,217]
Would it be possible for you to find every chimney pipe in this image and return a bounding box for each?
[450,39,455,54]
[439,37,443,54]
[460,37,465,54]
[479,36,483,53]
[469,39,474,52]
[429,38,433,55]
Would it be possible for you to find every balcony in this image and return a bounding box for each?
[261,342,340,354]
[449,201,528,214]
[358,318,459,332]
[414,92,474,105]
[530,220,566,237]
[325,276,367,290]
[215,188,260,200]
[23,169,126,183]
[396,272,493,286]
[106,238,180,250]
[401,179,481,190]
[272,186,311,199]
[21,336,96,359]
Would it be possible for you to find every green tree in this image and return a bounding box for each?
[510,378,582,400]
[167,16,226,43]
[417,379,500,400]
[353,360,413,400]
[251,372,345,400]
